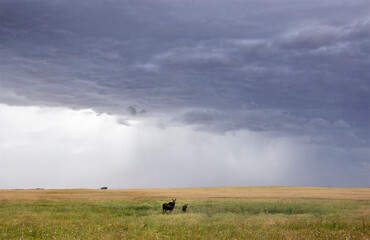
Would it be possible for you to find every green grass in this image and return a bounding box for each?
[0,198,369,239]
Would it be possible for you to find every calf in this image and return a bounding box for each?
[182,204,188,212]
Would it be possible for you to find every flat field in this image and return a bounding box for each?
[0,187,369,239]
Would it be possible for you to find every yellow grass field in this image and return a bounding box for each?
[0,187,369,239]
[1,186,369,201]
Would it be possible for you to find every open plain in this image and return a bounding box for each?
[0,187,369,239]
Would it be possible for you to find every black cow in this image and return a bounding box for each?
[163,199,176,214]
[182,204,188,212]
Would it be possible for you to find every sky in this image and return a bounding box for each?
[0,0,369,189]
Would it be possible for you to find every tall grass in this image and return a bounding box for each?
[0,197,369,239]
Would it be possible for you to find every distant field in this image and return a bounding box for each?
[0,187,369,239]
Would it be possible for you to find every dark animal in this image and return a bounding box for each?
[182,204,188,212]
[163,199,176,214]
[100,187,108,190]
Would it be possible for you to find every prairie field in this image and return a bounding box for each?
[0,187,369,239]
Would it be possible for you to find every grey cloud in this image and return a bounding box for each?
[0,0,369,148]
[153,45,231,70]
[116,117,130,126]
[127,106,137,116]
[279,21,370,54]
[280,27,341,50]
[178,109,366,148]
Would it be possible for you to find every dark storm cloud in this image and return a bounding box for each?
[0,0,369,147]
[179,108,366,148]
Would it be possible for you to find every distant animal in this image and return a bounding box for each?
[163,199,176,214]
[100,187,108,190]
[182,204,188,212]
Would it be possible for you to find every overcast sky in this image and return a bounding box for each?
[0,0,369,189]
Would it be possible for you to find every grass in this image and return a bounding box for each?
[0,187,369,239]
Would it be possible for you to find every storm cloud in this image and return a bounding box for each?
[0,0,369,188]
